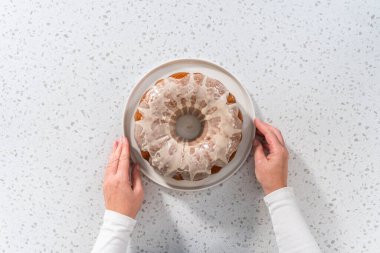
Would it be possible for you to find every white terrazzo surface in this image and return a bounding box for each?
[1,0,380,252]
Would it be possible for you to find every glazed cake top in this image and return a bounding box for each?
[134,73,242,181]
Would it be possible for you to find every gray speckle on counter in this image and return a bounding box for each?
[0,0,379,252]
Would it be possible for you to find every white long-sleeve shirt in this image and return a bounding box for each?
[263,187,321,253]
[91,187,321,253]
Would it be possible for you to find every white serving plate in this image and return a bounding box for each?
[123,59,255,191]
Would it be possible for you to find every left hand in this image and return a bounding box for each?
[103,137,144,219]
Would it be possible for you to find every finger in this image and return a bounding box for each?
[255,128,264,137]
[132,164,144,194]
[117,136,131,180]
[253,139,267,164]
[112,139,119,152]
[254,118,282,153]
[271,127,285,145]
[105,138,122,176]
[256,119,285,145]
[265,125,285,146]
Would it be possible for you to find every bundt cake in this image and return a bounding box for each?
[134,72,243,181]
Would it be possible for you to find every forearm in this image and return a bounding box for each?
[91,210,136,253]
[264,187,321,253]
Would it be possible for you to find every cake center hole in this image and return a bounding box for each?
[175,114,202,141]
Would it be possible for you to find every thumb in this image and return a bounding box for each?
[132,164,144,195]
[253,139,267,164]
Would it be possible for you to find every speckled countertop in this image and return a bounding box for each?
[1,1,379,252]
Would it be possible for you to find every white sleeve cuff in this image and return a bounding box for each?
[91,210,136,253]
[103,210,137,228]
[263,187,295,207]
[263,187,322,253]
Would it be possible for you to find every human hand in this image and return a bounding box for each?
[103,137,144,218]
[253,118,288,195]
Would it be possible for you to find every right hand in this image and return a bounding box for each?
[253,118,289,195]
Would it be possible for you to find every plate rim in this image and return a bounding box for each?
[122,58,255,192]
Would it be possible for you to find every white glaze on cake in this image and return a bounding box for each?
[134,73,242,181]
